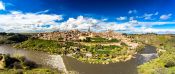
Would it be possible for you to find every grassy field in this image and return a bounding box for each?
[89,37,120,43]
[15,38,62,54]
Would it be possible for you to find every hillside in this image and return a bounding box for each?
[16,30,141,64]
[0,32,29,44]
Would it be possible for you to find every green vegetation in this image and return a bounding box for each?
[73,44,136,64]
[15,37,137,64]
[0,33,28,44]
[15,38,85,54]
[132,34,175,74]
[129,34,171,47]
[0,68,59,74]
[89,37,120,43]
[15,38,62,54]
[138,52,175,74]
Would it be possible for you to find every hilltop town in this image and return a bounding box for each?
[0,29,141,64]
[15,29,141,64]
[35,29,139,49]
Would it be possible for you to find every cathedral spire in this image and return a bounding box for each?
[88,26,91,32]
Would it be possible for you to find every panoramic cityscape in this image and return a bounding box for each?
[0,0,175,74]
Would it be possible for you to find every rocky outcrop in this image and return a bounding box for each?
[136,45,158,65]
[46,55,68,73]
[137,53,158,65]
[0,55,5,69]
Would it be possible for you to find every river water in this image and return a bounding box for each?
[63,45,157,74]
[0,45,66,71]
[0,45,157,74]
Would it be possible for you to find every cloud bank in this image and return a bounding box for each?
[0,1,5,10]
[128,10,137,14]
[0,12,175,34]
[116,16,127,21]
[59,16,175,34]
[160,14,172,20]
[0,11,62,32]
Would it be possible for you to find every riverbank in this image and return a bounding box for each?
[63,56,138,74]
[14,38,143,64]
[62,45,157,74]
[0,45,69,74]
[0,53,59,74]
[0,33,29,44]
[131,34,175,74]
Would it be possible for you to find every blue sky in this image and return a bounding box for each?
[0,0,175,33]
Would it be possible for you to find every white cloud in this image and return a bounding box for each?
[129,17,135,21]
[0,1,5,10]
[128,10,137,14]
[160,14,172,20]
[0,11,174,34]
[140,12,159,20]
[120,20,175,34]
[59,16,127,32]
[132,28,175,34]
[143,13,154,20]
[58,16,175,34]
[116,16,127,21]
[0,11,62,32]
[102,18,108,21]
[154,12,159,15]
[59,16,101,31]
[36,10,49,14]
[125,20,175,28]
[10,11,22,14]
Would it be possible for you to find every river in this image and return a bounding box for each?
[0,45,157,74]
[63,45,157,74]
[0,45,66,72]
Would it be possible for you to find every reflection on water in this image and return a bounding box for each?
[0,45,64,70]
[64,56,138,74]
